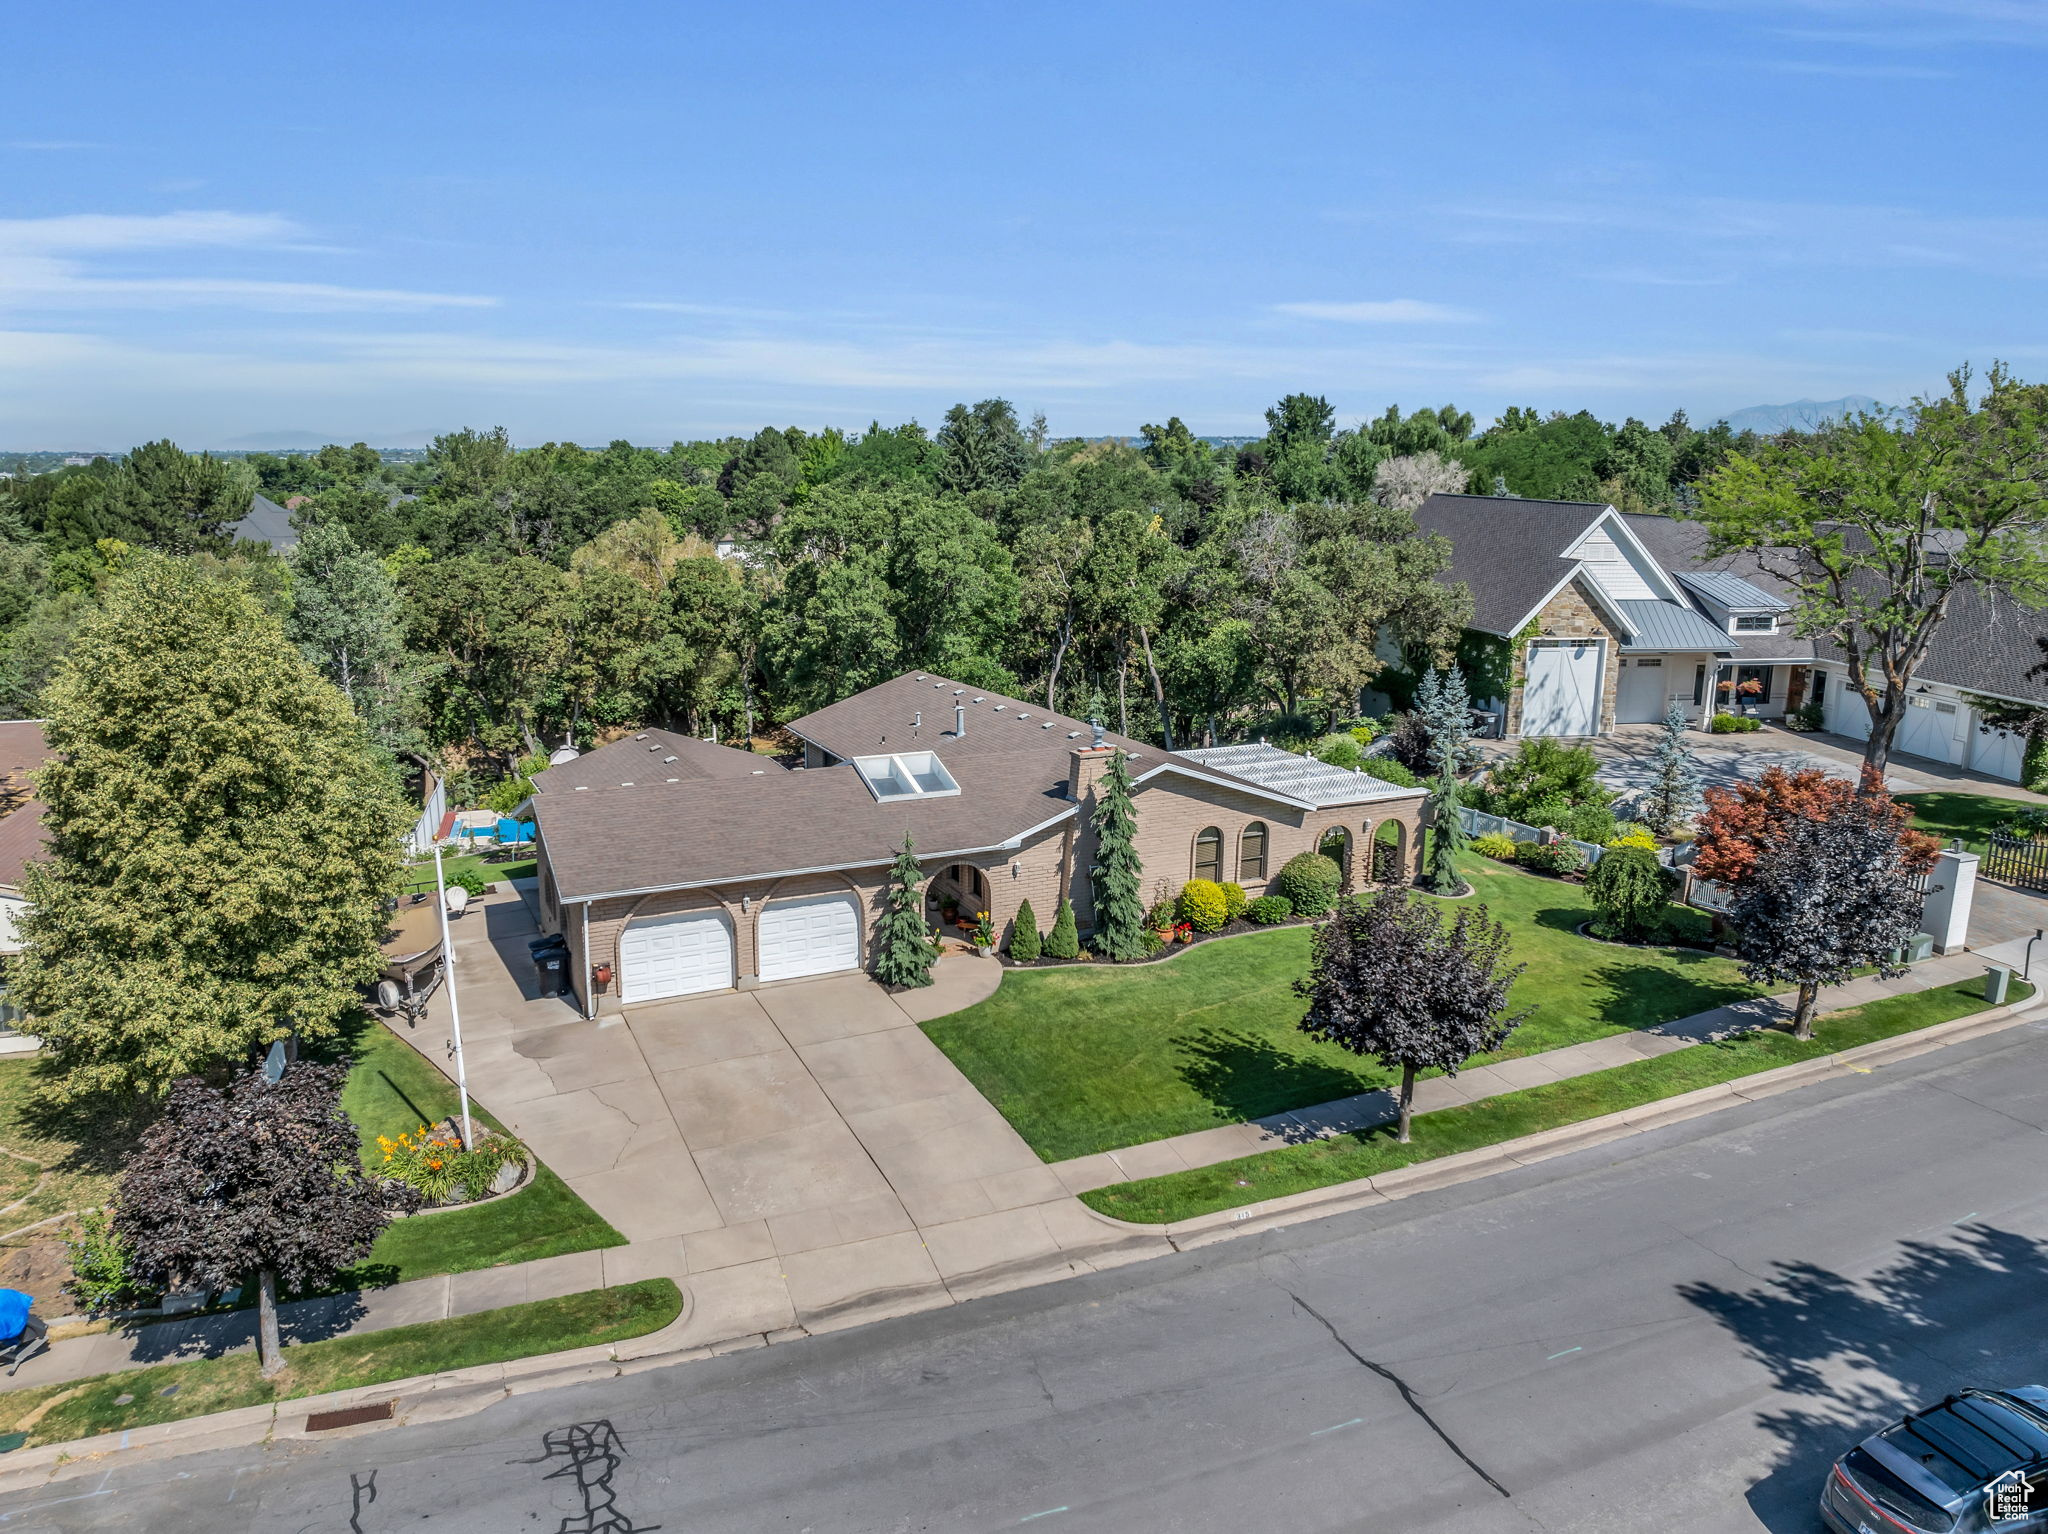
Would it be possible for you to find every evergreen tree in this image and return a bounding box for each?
[1043,896,1080,960]
[1424,768,1468,894]
[1415,666,1472,776]
[1295,886,1530,1142]
[1641,703,1703,835]
[1090,749,1146,959]
[14,555,410,1100]
[115,1060,417,1376]
[873,834,937,989]
[1009,897,1041,961]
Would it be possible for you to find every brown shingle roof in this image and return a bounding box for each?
[534,674,1406,902]
[531,729,780,794]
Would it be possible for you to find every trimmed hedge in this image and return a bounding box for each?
[1245,894,1293,924]
[1272,852,1343,917]
[1221,881,1248,921]
[1178,878,1227,933]
[1516,840,1587,877]
[1710,713,1762,733]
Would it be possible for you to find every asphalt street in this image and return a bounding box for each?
[11,1012,2048,1534]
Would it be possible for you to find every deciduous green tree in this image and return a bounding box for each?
[15,556,410,1099]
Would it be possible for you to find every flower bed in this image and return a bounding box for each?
[376,1119,531,1209]
[999,909,1320,968]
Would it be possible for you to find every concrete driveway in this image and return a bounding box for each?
[400,891,1164,1346]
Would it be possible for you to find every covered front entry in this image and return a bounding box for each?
[1523,639,1604,736]
[758,892,862,983]
[620,909,734,1002]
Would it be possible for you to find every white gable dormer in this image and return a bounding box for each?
[1562,508,1689,609]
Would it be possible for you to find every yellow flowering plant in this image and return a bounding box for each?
[378,1122,528,1204]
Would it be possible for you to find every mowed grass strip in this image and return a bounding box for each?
[327,1013,624,1287]
[1901,790,2037,855]
[923,855,1759,1162]
[1079,977,2026,1224]
[0,1278,681,1449]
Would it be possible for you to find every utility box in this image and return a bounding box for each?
[1986,965,2013,1006]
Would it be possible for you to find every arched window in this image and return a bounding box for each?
[1238,822,1267,881]
[1193,827,1223,883]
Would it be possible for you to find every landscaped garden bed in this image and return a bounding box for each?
[0,1010,624,1320]
[922,854,1761,1162]
[0,1277,682,1448]
[1079,975,2029,1223]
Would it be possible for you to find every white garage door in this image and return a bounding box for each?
[1970,716,2025,783]
[619,910,733,1002]
[1896,695,1963,765]
[1615,657,1669,724]
[1523,640,1603,737]
[757,893,862,982]
[1826,679,1874,741]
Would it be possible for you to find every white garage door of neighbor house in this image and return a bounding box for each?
[1523,641,1603,736]
[619,910,734,1002]
[757,893,862,983]
[1616,657,1669,724]
[1970,717,2025,782]
[1897,695,1963,765]
[1826,681,1874,741]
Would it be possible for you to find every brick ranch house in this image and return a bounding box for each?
[1413,492,2048,781]
[528,673,1425,1015]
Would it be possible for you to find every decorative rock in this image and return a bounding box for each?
[113,1394,133,1406]
[490,1159,523,1196]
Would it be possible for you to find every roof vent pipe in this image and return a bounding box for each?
[955,702,966,737]
[913,711,921,730]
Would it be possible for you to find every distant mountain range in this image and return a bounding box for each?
[1716,396,1888,434]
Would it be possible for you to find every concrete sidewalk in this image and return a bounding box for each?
[1047,947,2017,1191]
[8,897,2028,1392]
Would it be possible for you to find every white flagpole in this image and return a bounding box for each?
[433,843,475,1150]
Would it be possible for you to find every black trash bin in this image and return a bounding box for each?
[536,950,566,997]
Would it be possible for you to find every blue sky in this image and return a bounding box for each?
[4,0,2045,448]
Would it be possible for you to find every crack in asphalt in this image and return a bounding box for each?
[1922,1077,2048,1136]
[1288,1292,1512,1500]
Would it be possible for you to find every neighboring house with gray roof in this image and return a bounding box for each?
[528,673,1423,1014]
[1413,494,2048,784]
[231,493,298,554]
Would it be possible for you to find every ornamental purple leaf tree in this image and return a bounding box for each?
[113,1060,419,1377]
[1726,796,1926,1040]
[1294,888,1532,1142]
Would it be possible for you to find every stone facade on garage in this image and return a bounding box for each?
[1503,577,1622,738]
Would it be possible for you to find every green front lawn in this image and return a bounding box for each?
[0,1014,622,1309]
[922,856,1760,1162]
[329,1012,625,1286]
[1082,977,2027,1224]
[0,1278,681,1449]
[1901,790,2039,854]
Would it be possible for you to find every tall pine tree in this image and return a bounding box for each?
[1090,749,1146,960]
[14,555,409,1100]
[1424,767,1468,894]
[873,833,937,988]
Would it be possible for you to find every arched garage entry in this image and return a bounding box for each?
[619,908,735,1003]
[757,890,864,983]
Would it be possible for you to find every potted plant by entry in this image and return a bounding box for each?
[971,910,996,957]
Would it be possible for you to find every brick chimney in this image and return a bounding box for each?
[1068,743,1117,803]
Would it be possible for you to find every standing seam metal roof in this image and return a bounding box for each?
[1176,743,1419,805]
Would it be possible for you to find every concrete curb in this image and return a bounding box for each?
[1083,993,2047,1247]
[2,994,2037,1490]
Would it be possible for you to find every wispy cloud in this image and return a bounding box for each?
[1662,0,2048,47]
[1755,58,1956,77]
[1271,299,1479,324]
[1439,194,2048,280]
[0,210,496,312]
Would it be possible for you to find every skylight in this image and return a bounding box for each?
[853,750,961,802]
